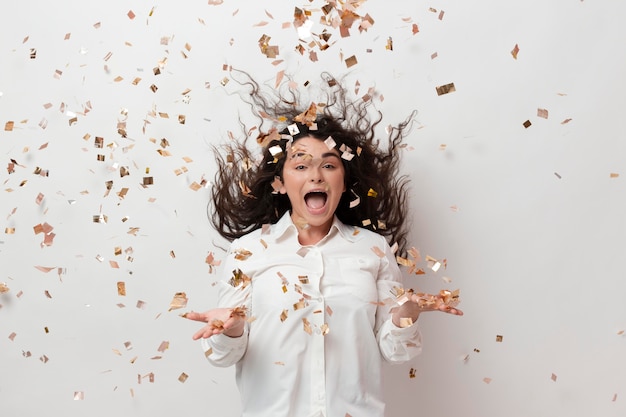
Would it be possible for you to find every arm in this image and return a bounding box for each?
[374,239,463,363]
[185,244,252,367]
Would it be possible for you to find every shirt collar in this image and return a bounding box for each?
[270,212,363,244]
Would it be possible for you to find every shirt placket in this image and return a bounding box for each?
[304,246,326,415]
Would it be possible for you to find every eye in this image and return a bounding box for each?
[322,163,337,169]
[295,165,307,170]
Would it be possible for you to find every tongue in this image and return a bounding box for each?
[306,194,326,209]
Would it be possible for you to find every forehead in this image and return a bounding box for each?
[288,136,340,157]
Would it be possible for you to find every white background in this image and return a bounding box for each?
[1,1,625,416]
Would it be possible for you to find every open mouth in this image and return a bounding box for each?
[304,191,327,210]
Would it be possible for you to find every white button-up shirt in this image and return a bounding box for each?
[202,213,422,417]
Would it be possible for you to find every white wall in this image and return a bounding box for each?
[1,1,625,416]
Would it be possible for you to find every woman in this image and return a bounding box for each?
[185,71,462,417]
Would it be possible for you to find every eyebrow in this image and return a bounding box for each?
[321,152,342,160]
[290,151,341,160]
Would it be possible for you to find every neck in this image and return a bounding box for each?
[293,218,333,246]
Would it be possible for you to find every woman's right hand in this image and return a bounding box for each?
[185,308,246,340]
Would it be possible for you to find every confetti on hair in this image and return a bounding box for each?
[349,189,361,208]
[324,136,337,149]
[294,103,318,126]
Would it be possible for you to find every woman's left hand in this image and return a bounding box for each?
[392,289,463,327]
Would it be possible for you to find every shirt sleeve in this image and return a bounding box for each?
[374,237,423,363]
[202,241,251,367]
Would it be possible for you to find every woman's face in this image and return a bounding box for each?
[279,136,346,233]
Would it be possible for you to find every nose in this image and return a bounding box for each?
[309,168,323,183]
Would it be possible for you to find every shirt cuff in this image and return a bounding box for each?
[388,319,421,339]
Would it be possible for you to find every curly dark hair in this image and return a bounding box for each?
[209,69,416,253]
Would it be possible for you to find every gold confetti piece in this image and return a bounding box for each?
[230,306,248,320]
[511,43,520,59]
[293,300,306,310]
[371,246,385,258]
[44,290,52,299]
[73,391,84,400]
[136,300,146,309]
[117,282,126,296]
[551,373,557,382]
[320,323,330,335]
[610,173,619,178]
[523,120,532,128]
[367,188,377,198]
[294,102,318,126]
[234,248,253,260]
[554,172,562,179]
[612,393,618,402]
[40,355,49,363]
[483,377,492,384]
[0,283,9,293]
[399,317,413,328]
[496,335,503,342]
[157,341,169,352]
[537,108,549,119]
[561,118,572,124]
[617,330,624,335]
[345,55,358,68]
[302,318,312,335]
[168,292,187,311]
[436,83,456,96]
[5,121,14,131]
[211,319,225,330]
[409,368,416,378]
[204,348,213,358]
[178,372,188,383]
[386,37,393,51]
[229,268,251,288]
[280,309,288,322]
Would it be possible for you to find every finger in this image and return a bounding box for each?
[192,325,219,340]
[439,305,463,316]
[183,311,207,322]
